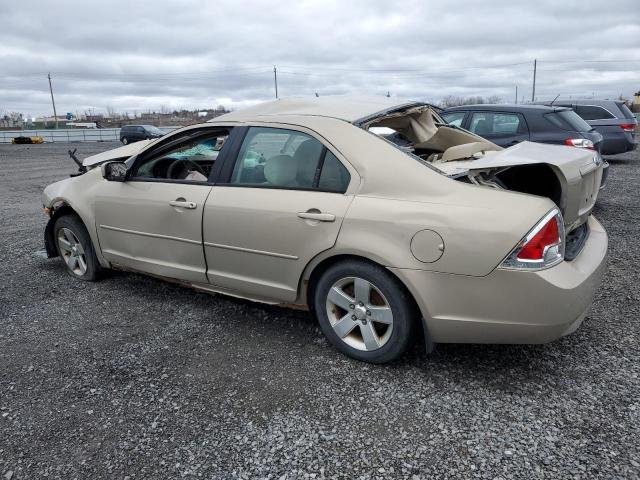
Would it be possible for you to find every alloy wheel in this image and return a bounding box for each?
[325,276,394,351]
[57,227,88,276]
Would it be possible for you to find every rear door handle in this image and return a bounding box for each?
[169,200,197,209]
[297,211,336,222]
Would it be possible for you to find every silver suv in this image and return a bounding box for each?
[538,99,637,155]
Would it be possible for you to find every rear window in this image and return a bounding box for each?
[544,110,592,132]
[616,102,635,119]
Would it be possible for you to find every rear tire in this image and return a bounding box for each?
[313,260,417,363]
[121,137,128,145]
[54,214,101,281]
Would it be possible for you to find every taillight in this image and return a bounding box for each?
[620,123,636,133]
[564,138,594,149]
[500,209,565,270]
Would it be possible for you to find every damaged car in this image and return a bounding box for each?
[42,96,607,364]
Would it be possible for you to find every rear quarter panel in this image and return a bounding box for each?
[334,186,552,277]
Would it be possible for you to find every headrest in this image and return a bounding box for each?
[264,154,297,186]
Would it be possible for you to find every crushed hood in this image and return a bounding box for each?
[82,140,153,168]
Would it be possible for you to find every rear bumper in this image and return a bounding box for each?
[390,215,608,344]
[600,132,637,155]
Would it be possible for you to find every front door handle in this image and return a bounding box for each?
[297,211,336,222]
[169,200,197,209]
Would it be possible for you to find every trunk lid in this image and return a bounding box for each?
[433,141,603,231]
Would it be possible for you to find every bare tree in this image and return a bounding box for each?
[439,95,502,107]
[106,105,117,118]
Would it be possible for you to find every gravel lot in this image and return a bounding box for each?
[1,141,639,479]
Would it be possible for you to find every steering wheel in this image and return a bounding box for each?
[167,158,206,180]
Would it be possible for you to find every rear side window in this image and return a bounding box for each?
[441,111,465,127]
[469,112,521,135]
[318,151,350,192]
[575,105,615,120]
[544,110,592,132]
[230,127,350,192]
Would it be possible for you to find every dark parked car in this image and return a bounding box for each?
[536,99,637,155]
[120,125,165,145]
[441,104,603,151]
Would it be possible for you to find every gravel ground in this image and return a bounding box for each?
[0,141,639,479]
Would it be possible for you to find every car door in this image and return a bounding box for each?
[202,126,355,301]
[94,126,233,283]
[467,111,529,147]
[136,126,146,141]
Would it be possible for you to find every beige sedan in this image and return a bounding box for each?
[42,96,607,363]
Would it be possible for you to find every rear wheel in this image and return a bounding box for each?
[313,260,417,363]
[121,137,129,145]
[54,215,101,281]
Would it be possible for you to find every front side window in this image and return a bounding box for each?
[575,105,615,120]
[130,129,230,182]
[441,111,465,127]
[469,112,521,135]
[230,127,350,192]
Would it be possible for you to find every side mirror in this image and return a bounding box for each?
[102,161,128,182]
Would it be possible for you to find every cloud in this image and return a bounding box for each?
[0,0,638,116]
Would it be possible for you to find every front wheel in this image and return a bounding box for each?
[313,260,418,363]
[54,214,101,281]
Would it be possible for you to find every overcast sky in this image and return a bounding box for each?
[1,0,639,117]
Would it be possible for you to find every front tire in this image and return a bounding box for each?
[313,260,418,363]
[54,215,101,281]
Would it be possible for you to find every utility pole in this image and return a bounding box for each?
[48,73,58,129]
[273,65,278,99]
[515,85,518,104]
[531,59,537,103]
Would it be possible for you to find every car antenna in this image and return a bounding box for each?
[549,94,560,107]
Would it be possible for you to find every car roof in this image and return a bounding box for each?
[554,99,619,106]
[214,95,426,123]
[444,104,569,113]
